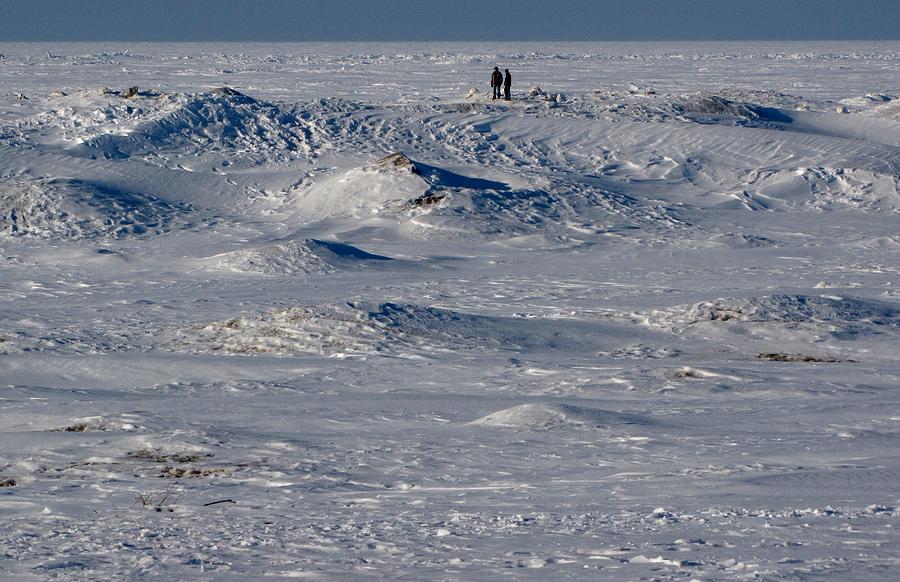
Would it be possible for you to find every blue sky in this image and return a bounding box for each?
[1,0,898,41]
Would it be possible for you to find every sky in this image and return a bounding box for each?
[0,0,898,42]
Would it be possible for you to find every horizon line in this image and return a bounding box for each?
[3,38,899,44]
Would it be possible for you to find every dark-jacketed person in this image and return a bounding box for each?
[491,66,503,100]
[503,68,512,100]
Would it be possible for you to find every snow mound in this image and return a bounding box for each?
[709,232,778,248]
[645,295,900,328]
[167,301,627,356]
[0,178,185,240]
[848,236,900,250]
[870,99,900,120]
[292,153,431,221]
[321,154,684,241]
[402,182,683,242]
[168,303,385,356]
[839,93,897,116]
[169,302,516,356]
[365,302,521,349]
[744,167,900,212]
[678,95,759,118]
[674,94,792,124]
[205,238,392,275]
[77,89,312,161]
[568,90,801,125]
[469,403,651,430]
[293,152,680,241]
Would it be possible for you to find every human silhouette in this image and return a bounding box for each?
[503,69,512,100]
[491,66,503,100]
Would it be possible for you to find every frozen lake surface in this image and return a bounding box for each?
[1,42,899,579]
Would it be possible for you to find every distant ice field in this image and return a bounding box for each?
[1,41,898,101]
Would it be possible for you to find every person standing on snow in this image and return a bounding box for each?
[491,66,503,100]
[503,68,512,100]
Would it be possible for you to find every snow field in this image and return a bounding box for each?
[1,42,899,579]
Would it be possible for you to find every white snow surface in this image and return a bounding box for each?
[1,42,900,580]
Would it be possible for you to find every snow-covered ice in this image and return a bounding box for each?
[1,41,899,579]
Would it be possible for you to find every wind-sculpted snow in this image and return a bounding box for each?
[744,166,900,211]
[168,301,650,356]
[0,178,186,239]
[168,304,383,356]
[2,43,900,581]
[673,94,794,125]
[290,151,684,241]
[290,153,432,221]
[402,181,686,242]
[637,294,900,362]
[650,294,900,326]
[203,238,392,275]
[487,90,808,127]
[869,99,900,121]
[470,403,653,430]
[839,93,898,115]
[0,318,154,356]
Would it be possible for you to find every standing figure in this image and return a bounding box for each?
[491,66,503,100]
[503,68,512,100]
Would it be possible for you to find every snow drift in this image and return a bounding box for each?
[469,403,653,430]
[292,153,432,221]
[639,294,900,352]
[0,178,185,239]
[742,167,900,212]
[293,152,681,243]
[204,238,393,275]
[662,295,900,326]
[168,301,648,356]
